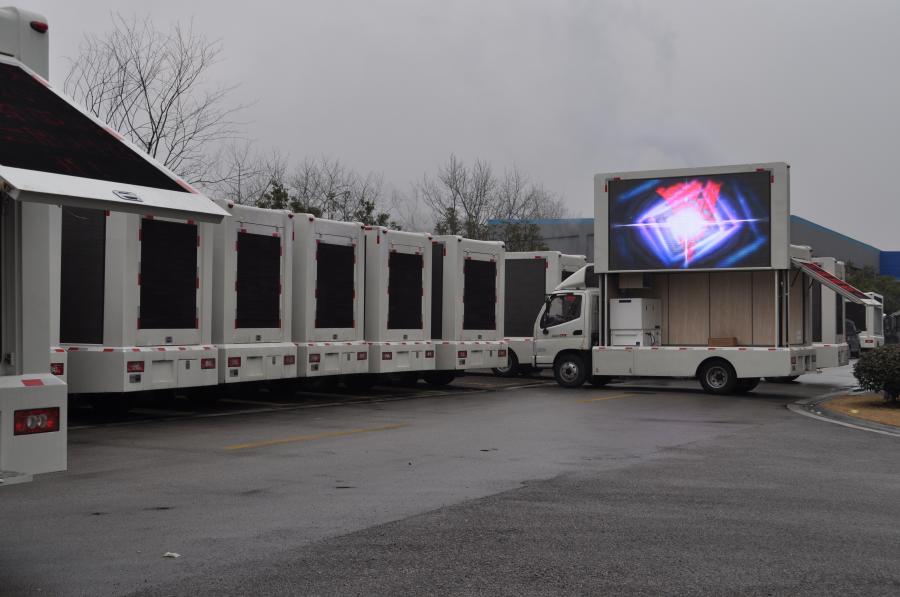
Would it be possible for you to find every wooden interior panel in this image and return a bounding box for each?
[667,273,709,345]
[709,271,753,345]
[752,271,776,346]
[789,269,806,345]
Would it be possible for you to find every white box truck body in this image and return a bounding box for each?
[430,236,506,379]
[846,291,884,351]
[498,251,586,375]
[0,7,225,482]
[211,201,296,384]
[293,216,369,378]
[364,227,435,375]
[807,256,856,369]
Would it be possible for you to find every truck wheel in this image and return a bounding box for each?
[492,351,519,377]
[554,353,587,388]
[698,359,738,395]
[423,370,457,387]
[736,378,760,393]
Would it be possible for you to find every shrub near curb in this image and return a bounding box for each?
[854,345,900,402]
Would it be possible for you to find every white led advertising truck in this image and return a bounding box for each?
[846,291,884,352]
[534,163,828,395]
[0,7,226,483]
[494,251,586,376]
[430,236,506,384]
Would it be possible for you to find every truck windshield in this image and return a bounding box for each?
[541,294,582,328]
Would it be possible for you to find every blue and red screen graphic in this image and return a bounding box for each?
[608,171,771,270]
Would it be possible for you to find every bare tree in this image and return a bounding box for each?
[289,157,392,225]
[202,140,286,205]
[418,155,566,248]
[64,14,245,184]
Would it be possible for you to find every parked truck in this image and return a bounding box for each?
[430,236,506,384]
[494,251,586,376]
[0,6,226,482]
[846,291,884,352]
[537,163,825,395]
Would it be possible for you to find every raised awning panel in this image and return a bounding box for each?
[0,57,226,222]
[793,258,875,305]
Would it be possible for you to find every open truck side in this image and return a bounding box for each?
[0,7,226,482]
[537,163,824,395]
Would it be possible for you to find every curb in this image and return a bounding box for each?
[787,389,900,439]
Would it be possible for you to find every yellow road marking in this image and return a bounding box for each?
[577,393,634,404]
[225,423,410,451]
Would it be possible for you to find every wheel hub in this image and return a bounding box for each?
[706,366,727,389]
[560,361,579,383]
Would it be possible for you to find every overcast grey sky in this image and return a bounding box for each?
[29,0,900,248]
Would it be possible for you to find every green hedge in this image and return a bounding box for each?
[854,345,900,402]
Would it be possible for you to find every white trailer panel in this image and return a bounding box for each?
[211,202,295,383]
[364,227,435,374]
[292,216,368,377]
[431,236,506,371]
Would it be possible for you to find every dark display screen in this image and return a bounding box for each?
[608,171,771,270]
[60,207,106,343]
[315,243,355,329]
[431,243,444,339]
[0,62,186,192]
[463,259,497,330]
[236,232,281,329]
[504,258,546,337]
[139,219,198,329]
[387,252,423,330]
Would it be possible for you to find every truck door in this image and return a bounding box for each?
[534,292,584,367]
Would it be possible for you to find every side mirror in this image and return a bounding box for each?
[542,328,549,336]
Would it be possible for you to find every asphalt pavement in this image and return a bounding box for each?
[2,367,898,596]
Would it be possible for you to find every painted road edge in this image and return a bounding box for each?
[787,389,900,439]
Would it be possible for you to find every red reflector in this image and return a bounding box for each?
[50,362,65,376]
[498,349,507,358]
[126,361,145,373]
[357,351,368,361]
[309,353,321,363]
[457,350,468,359]
[30,20,48,33]
[14,407,60,435]
[425,350,435,358]
[228,356,242,368]
[284,355,296,365]
[382,352,392,360]
[201,358,216,370]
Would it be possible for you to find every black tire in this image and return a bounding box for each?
[492,350,520,377]
[765,375,800,383]
[588,375,611,387]
[554,353,588,388]
[343,374,378,392]
[698,359,738,395]
[735,378,760,393]
[423,370,457,387]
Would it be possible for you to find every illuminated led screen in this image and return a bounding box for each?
[608,171,771,270]
[0,62,186,192]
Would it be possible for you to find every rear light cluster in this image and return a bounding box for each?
[14,407,60,435]
[227,356,242,368]
[50,362,65,376]
[127,361,145,373]
[284,355,296,365]
[382,352,392,361]
[309,354,321,364]
[425,350,434,359]
[457,350,468,359]
[201,358,216,370]
[498,349,507,358]
[357,352,368,361]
